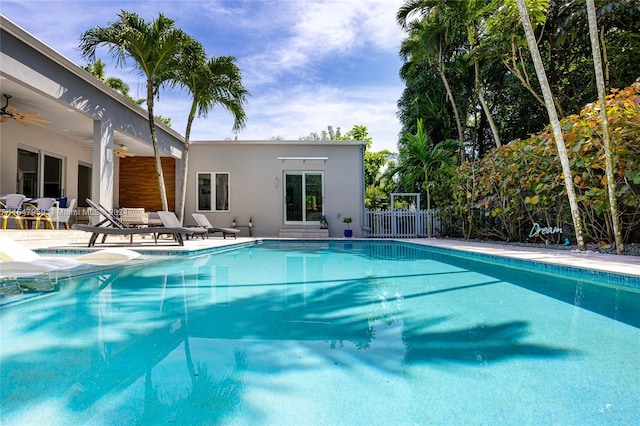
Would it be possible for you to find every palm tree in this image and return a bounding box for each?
[85,59,144,105]
[398,2,466,155]
[516,0,586,251]
[174,46,249,223]
[393,119,459,237]
[586,0,623,253]
[80,11,190,211]
[459,0,502,147]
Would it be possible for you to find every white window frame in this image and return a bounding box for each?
[283,171,325,225]
[17,146,66,198]
[196,172,230,212]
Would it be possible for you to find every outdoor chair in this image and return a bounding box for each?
[192,213,240,239]
[23,197,58,229]
[1,194,26,229]
[72,199,196,247]
[119,207,148,227]
[50,198,76,229]
[157,211,208,240]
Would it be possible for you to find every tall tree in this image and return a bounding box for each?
[586,0,623,253]
[460,0,502,147]
[174,48,249,223]
[398,1,466,151]
[80,11,190,211]
[393,119,459,237]
[516,0,585,250]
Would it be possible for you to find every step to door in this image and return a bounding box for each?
[278,228,329,238]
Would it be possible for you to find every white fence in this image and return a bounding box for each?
[364,209,444,238]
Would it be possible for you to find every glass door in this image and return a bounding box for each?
[78,163,92,207]
[43,154,63,197]
[284,172,324,224]
[17,148,39,197]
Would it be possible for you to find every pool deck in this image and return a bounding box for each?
[2,230,639,278]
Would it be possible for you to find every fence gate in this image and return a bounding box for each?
[364,209,443,238]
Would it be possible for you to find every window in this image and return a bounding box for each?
[285,172,324,224]
[77,163,92,207]
[17,148,64,198]
[197,172,229,211]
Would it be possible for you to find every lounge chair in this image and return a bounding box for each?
[72,199,194,247]
[157,211,208,240]
[0,235,141,278]
[192,213,240,239]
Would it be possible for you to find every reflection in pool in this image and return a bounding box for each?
[1,241,639,425]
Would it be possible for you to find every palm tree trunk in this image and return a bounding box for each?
[147,81,169,212]
[438,42,465,162]
[516,0,586,251]
[475,60,501,147]
[177,112,195,224]
[586,0,624,253]
[425,170,432,238]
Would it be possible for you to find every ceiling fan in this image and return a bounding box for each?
[114,144,135,158]
[0,94,51,127]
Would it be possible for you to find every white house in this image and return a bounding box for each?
[186,140,365,237]
[0,15,366,237]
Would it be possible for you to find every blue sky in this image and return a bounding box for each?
[1,0,406,152]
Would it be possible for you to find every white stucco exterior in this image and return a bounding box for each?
[0,15,367,237]
[187,140,366,237]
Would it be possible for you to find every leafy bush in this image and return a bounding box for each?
[450,79,640,243]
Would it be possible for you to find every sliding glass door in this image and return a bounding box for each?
[17,148,64,198]
[284,172,324,224]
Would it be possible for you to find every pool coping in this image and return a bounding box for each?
[15,235,640,282]
[39,236,640,282]
[3,237,639,307]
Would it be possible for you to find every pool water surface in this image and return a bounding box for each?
[1,240,638,425]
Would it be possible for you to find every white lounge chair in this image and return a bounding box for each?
[0,236,141,278]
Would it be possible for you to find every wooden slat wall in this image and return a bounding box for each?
[119,157,176,211]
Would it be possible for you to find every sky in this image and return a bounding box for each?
[1,0,407,152]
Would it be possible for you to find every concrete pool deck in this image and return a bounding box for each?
[2,230,639,278]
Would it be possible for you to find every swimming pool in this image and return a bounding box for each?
[1,240,638,425]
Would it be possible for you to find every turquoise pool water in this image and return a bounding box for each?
[1,240,638,425]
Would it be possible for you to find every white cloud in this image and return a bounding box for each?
[187,81,402,152]
[245,0,405,85]
[2,0,406,152]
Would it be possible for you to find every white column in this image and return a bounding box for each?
[91,119,114,211]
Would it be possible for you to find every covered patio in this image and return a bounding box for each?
[0,15,184,226]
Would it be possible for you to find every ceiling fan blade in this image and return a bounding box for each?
[5,105,16,114]
[25,118,52,127]
[0,117,7,123]
[114,150,136,158]
[13,117,30,126]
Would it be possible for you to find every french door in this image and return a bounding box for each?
[17,148,64,198]
[284,172,324,224]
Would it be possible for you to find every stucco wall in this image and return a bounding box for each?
[188,141,365,238]
[0,122,93,200]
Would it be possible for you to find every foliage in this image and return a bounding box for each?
[396,0,640,160]
[364,150,394,209]
[299,125,343,141]
[84,59,145,105]
[80,11,192,211]
[449,80,640,243]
